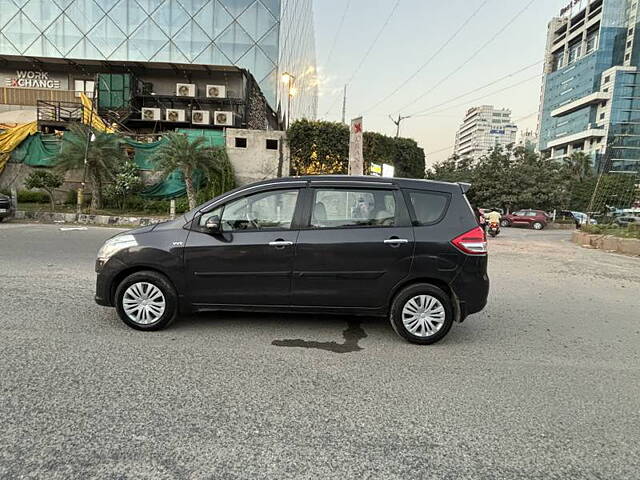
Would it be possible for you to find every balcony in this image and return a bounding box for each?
[550,91,611,117]
[36,100,83,127]
[0,87,78,106]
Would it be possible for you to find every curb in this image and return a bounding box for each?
[13,210,168,227]
[571,231,640,256]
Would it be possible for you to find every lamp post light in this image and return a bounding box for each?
[281,72,296,130]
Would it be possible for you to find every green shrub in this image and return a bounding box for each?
[17,190,50,203]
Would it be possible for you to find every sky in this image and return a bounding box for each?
[312,0,570,167]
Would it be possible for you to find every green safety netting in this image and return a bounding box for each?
[140,169,206,199]
[9,129,227,199]
[11,133,61,167]
[122,137,168,170]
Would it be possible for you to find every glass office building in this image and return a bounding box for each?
[538,0,640,172]
[0,0,317,120]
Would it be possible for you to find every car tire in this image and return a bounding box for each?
[532,222,544,230]
[389,283,454,345]
[115,270,178,331]
[500,219,510,227]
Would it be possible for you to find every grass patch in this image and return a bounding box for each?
[582,224,640,239]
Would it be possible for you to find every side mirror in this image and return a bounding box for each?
[204,215,222,234]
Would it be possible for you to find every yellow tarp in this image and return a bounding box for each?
[80,93,116,133]
[0,121,37,174]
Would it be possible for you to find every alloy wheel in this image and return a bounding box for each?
[401,295,446,337]
[122,282,166,325]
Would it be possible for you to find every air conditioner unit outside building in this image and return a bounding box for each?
[141,107,161,120]
[192,110,210,125]
[206,85,226,98]
[176,83,196,97]
[166,109,186,122]
[213,111,234,126]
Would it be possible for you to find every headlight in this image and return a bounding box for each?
[97,234,138,261]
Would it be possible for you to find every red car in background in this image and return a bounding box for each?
[500,209,549,230]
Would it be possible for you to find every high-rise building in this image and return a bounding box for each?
[537,0,640,172]
[517,128,539,152]
[0,0,317,126]
[453,105,518,161]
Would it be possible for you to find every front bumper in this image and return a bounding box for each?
[94,257,126,307]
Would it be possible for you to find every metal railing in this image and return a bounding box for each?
[1,87,78,106]
[37,100,83,123]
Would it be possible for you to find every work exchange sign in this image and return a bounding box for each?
[4,71,61,89]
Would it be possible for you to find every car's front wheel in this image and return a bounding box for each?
[115,270,178,330]
[389,283,454,345]
[500,219,510,227]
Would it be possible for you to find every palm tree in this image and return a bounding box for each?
[151,132,225,209]
[565,151,593,182]
[56,123,127,211]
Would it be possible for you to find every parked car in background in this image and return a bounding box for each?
[500,209,549,230]
[95,176,490,345]
[0,193,14,222]
[557,210,597,227]
[614,215,640,227]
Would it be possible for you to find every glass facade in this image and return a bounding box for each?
[0,0,317,119]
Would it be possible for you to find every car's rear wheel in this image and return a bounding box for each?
[532,221,544,230]
[389,283,454,345]
[500,219,510,227]
[115,271,178,331]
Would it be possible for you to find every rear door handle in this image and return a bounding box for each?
[269,240,293,247]
[384,238,409,244]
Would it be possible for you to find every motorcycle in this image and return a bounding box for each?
[487,220,500,237]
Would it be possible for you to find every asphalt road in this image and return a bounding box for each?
[1,223,639,479]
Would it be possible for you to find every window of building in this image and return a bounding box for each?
[585,31,598,54]
[235,137,247,148]
[266,139,278,150]
[568,41,581,64]
[311,189,396,228]
[626,53,631,61]
[604,75,610,83]
[552,51,564,71]
[628,40,633,48]
[600,113,606,120]
[630,28,635,35]
[74,79,95,98]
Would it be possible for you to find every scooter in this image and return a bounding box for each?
[487,220,500,237]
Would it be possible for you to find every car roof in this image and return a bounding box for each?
[248,175,465,193]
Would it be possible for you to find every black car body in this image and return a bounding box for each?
[95,176,489,344]
[0,193,14,221]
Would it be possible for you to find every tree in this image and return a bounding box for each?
[55,123,127,211]
[24,170,63,211]
[564,151,593,182]
[151,132,226,209]
[103,157,143,210]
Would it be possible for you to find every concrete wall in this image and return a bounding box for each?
[226,128,289,186]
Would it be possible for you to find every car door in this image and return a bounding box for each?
[511,210,527,225]
[184,186,304,306]
[291,184,414,309]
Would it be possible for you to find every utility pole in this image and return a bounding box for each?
[389,113,410,138]
[341,84,347,124]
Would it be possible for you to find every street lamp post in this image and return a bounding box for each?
[281,72,296,130]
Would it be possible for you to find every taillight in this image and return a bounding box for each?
[451,226,487,255]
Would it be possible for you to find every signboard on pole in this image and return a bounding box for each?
[348,117,363,176]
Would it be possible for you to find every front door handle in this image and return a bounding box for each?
[384,238,409,245]
[269,240,293,248]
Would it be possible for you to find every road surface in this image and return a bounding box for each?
[0,223,638,479]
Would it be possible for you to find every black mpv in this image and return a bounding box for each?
[95,176,489,344]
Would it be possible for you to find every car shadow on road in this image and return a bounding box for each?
[167,310,489,349]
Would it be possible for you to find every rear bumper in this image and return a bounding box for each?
[451,256,489,319]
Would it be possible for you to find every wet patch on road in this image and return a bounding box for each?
[272,321,367,353]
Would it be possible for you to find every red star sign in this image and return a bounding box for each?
[353,122,362,134]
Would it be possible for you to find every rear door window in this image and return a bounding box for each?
[407,191,449,225]
[311,189,396,228]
